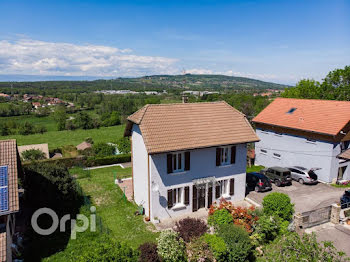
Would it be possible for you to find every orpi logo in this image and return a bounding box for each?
[31,206,96,239]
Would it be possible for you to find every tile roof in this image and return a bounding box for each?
[76,141,92,151]
[338,149,350,160]
[0,232,6,262]
[253,98,350,136]
[0,140,20,213]
[125,101,259,154]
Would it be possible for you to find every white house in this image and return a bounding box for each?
[253,98,350,183]
[124,101,259,222]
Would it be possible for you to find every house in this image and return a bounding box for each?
[0,140,21,262]
[76,141,92,151]
[124,101,259,222]
[32,102,42,109]
[252,98,350,183]
[18,143,50,159]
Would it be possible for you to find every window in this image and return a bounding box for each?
[274,132,283,137]
[173,153,184,172]
[286,107,297,114]
[216,146,236,166]
[167,186,189,209]
[216,178,235,198]
[167,152,190,174]
[172,187,183,205]
[221,147,229,165]
[306,138,316,144]
[218,180,228,197]
[260,149,267,154]
[273,153,281,159]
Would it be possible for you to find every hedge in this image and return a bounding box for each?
[22,153,131,168]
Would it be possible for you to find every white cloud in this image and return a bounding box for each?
[0,39,178,76]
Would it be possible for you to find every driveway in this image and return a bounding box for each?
[246,182,345,213]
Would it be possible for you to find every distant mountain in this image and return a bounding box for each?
[0,74,289,91]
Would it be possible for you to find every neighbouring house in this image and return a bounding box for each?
[253,98,350,183]
[32,102,42,109]
[76,141,92,151]
[18,143,50,159]
[0,140,21,262]
[124,101,259,222]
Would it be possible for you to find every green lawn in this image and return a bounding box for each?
[247,165,264,173]
[0,114,57,131]
[0,124,125,149]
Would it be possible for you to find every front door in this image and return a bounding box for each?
[198,187,206,209]
[338,166,347,180]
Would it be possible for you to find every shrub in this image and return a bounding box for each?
[157,230,186,262]
[209,199,258,232]
[174,217,208,242]
[21,149,46,161]
[262,232,349,262]
[85,154,131,166]
[208,208,233,227]
[186,237,214,262]
[251,215,281,245]
[138,242,162,262]
[202,233,228,262]
[18,121,36,135]
[85,137,94,144]
[93,142,115,157]
[116,137,131,154]
[262,192,294,221]
[217,224,253,262]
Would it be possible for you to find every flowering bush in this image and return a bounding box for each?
[157,230,186,262]
[337,180,350,186]
[208,198,259,232]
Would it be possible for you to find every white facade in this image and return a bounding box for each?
[255,129,350,183]
[131,125,248,221]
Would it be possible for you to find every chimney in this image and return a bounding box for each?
[182,95,189,103]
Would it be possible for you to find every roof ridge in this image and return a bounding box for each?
[275,97,350,103]
[145,101,226,107]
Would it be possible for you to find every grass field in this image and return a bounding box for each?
[0,115,58,131]
[0,124,125,149]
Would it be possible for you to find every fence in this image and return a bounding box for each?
[341,201,350,209]
[300,206,332,229]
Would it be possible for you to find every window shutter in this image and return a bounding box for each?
[216,148,221,166]
[184,186,189,205]
[0,166,9,212]
[215,184,220,199]
[231,146,236,164]
[167,189,173,209]
[229,178,235,196]
[167,154,173,174]
[184,152,190,171]
[207,186,213,208]
[192,185,198,212]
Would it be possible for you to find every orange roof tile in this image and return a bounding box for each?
[125,101,259,154]
[0,140,20,213]
[253,98,350,136]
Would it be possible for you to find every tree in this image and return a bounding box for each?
[53,106,67,131]
[21,149,46,161]
[93,142,115,156]
[262,233,349,261]
[116,137,131,154]
[0,123,10,136]
[74,111,94,129]
[262,192,294,221]
[18,122,36,135]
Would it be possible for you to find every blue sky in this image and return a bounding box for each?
[0,0,349,84]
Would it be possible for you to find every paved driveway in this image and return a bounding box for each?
[246,182,345,213]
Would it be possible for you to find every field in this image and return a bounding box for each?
[45,166,157,261]
[0,124,125,149]
[0,115,58,131]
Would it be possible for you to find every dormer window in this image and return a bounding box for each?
[286,107,297,114]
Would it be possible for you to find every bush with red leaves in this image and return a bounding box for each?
[138,242,162,262]
[174,217,208,242]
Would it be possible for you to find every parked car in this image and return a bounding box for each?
[286,166,318,184]
[340,190,350,209]
[260,166,292,187]
[246,172,272,192]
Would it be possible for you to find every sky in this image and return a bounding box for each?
[0,0,349,84]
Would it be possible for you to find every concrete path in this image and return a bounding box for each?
[246,182,345,213]
[115,177,133,201]
[305,222,350,256]
[84,162,132,170]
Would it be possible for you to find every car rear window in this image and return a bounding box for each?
[308,171,318,180]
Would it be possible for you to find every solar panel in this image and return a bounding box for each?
[0,166,9,212]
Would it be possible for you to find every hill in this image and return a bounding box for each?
[0,74,288,92]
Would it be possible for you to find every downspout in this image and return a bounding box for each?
[147,154,151,219]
